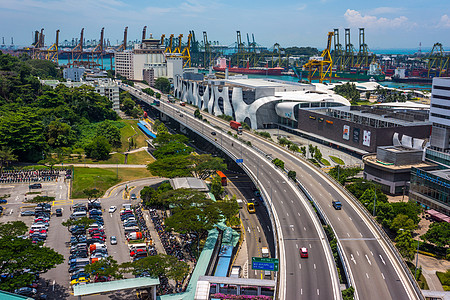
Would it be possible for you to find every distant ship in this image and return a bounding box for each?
[213,58,283,76]
[294,62,386,82]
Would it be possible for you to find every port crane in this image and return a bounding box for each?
[303,31,334,83]
[426,42,449,78]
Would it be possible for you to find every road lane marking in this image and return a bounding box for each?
[381,273,385,280]
[299,263,301,269]
[284,189,286,192]
[317,289,320,295]
[347,233,350,237]
[366,273,369,279]
[309,244,312,248]
[247,227,251,234]
[351,254,356,264]
[370,251,373,256]
[314,264,316,269]
[296,244,298,248]
[286,213,289,217]
[291,200,294,203]
[379,255,386,265]
[303,227,306,231]
[257,226,260,233]
[349,217,352,221]
[337,217,341,221]
[356,251,360,256]
[365,254,372,265]
[300,289,303,295]
[297,212,300,216]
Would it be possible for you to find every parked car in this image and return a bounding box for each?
[130,194,137,200]
[70,277,89,286]
[29,183,42,189]
[110,236,117,245]
[108,206,117,213]
[14,287,37,296]
[55,208,62,216]
[21,210,35,216]
[0,199,7,204]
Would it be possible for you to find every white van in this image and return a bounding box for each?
[71,211,87,220]
[122,203,132,210]
[31,224,46,231]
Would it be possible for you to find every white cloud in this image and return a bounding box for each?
[437,14,450,28]
[369,7,404,15]
[344,9,411,29]
[297,4,307,11]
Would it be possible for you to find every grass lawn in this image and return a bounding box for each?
[126,150,155,165]
[436,270,450,291]
[329,156,345,165]
[119,119,149,152]
[321,158,331,166]
[71,167,153,199]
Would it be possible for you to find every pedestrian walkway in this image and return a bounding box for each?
[417,253,450,291]
[141,209,166,255]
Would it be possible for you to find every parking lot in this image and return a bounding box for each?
[0,175,165,299]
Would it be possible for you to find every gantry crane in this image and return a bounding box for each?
[343,28,356,69]
[180,33,192,67]
[332,28,344,71]
[355,28,375,68]
[427,43,450,77]
[303,31,334,83]
[69,28,84,67]
[116,27,128,52]
[203,31,212,67]
[46,30,59,64]
[90,27,104,69]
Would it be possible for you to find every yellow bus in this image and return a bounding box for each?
[247,202,256,214]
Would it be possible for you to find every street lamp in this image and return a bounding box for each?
[372,186,377,217]
[415,235,420,280]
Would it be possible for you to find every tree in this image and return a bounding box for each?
[217,195,240,227]
[153,133,188,146]
[84,136,112,160]
[272,158,285,169]
[288,170,297,181]
[395,230,416,261]
[96,120,122,148]
[0,221,27,238]
[155,93,161,99]
[84,256,124,280]
[308,144,315,158]
[189,154,226,180]
[210,175,224,199]
[390,214,417,234]
[0,222,64,291]
[289,143,299,152]
[314,148,323,162]
[127,254,189,283]
[83,188,102,201]
[46,120,75,148]
[0,146,17,174]
[142,88,155,96]
[300,146,306,157]
[147,155,191,178]
[140,186,160,208]
[155,77,171,93]
[422,222,450,248]
[153,142,193,159]
[194,109,203,120]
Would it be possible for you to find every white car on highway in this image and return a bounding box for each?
[108,206,117,213]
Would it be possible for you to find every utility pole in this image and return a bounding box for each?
[415,235,420,280]
[373,186,377,217]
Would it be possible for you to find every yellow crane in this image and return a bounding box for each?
[46,29,59,64]
[303,31,334,83]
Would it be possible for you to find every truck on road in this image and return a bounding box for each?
[332,200,342,210]
[230,121,243,134]
[262,247,269,258]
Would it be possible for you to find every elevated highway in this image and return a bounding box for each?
[122,85,422,300]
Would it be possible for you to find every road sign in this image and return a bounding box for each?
[236,159,243,163]
[252,257,279,271]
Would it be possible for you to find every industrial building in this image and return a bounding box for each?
[174,77,350,129]
[63,66,85,82]
[410,78,450,216]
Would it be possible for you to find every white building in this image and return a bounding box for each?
[115,37,167,81]
[174,77,350,129]
[63,67,85,82]
[40,78,120,113]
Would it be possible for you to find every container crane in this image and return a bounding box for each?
[427,43,449,77]
[46,29,59,64]
[332,28,344,71]
[303,31,334,83]
[69,28,84,67]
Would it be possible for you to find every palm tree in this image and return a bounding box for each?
[0,147,17,175]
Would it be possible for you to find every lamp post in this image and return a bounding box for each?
[415,235,420,280]
[372,186,377,217]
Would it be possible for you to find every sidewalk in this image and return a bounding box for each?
[141,209,166,255]
[417,253,450,291]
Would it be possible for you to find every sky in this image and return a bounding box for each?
[1,0,450,50]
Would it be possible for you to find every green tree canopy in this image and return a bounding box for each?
[96,120,122,148]
[154,77,171,93]
[126,254,189,283]
[147,155,191,178]
[0,221,64,291]
[422,222,450,248]
[84,256,124,280]
[0,146,17,174]
[84,136,112,160]
[189,154,226,180]
[395,230,416,261]
[210,175,224,200]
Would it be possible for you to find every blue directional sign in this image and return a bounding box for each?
[236,159,243,163]
[252,257,279,271]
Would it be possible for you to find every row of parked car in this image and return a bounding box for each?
[119,205,149,263]
[28,203,53,244]
[68,201,111,287]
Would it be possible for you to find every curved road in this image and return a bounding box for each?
[125,86,341,299]
[161,93,422,300]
